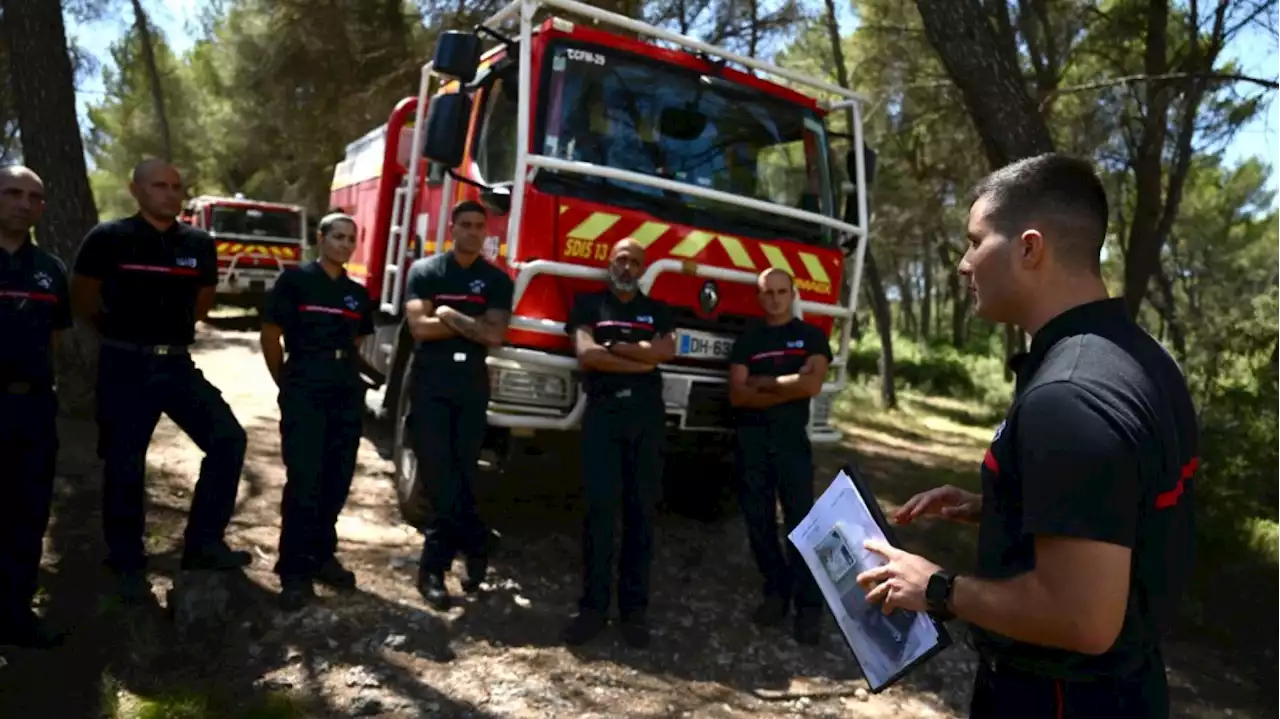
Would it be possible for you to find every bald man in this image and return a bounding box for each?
[0,166,71,647]
[561,238,675,649]
[727,267,831,645]
[71,159,249,603]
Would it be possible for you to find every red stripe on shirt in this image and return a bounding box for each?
[750,348,808,361]
[434,293,485,303]
[299,304,362,320]
[0,289,58,303]
[596,320,654,331]
[119,263,201,277]
[1154,457,1199,509]
[983,447,999,474]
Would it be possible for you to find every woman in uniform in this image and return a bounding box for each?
[260,212,374,611]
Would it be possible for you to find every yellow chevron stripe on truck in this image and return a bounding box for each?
[557,211,835,293]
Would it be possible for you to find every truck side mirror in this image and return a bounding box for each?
[846,145,877,193]
[422,93,473,167]
[433,31,481,84]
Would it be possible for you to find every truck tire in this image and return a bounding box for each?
[392,358,430,529]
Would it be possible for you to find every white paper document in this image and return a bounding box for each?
[788,469,946,691]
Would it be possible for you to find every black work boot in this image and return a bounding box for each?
[461,554,487,594]
[181,541,252,571]
[314,558,357,591]
[560,608,607,646]
[619,610,651,649]
[793,605,822,646]
[278,577,315,613]
[751,594,790,627]
[111,568,153,604]
[418,572,451,611]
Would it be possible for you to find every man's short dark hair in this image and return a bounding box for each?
[451,200,487,223]
[971,153,1109,273]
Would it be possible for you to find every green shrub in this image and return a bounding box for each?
[845,333,1011,407]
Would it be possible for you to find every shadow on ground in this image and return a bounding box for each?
[3,384,1274,719]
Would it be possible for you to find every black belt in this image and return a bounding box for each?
[291,348,352,360]
[101,338,190,355]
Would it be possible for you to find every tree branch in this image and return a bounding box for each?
[1040,71,1279,110]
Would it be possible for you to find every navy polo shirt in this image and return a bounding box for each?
[262,261,375,382]
[73,214,218,346]
[0,239,73,386]
[971,298,1199,680]
[728,318,832,428]
[565,289,673,407]
[404,251,513,395]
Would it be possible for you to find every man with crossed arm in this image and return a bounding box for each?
[561,238,675,649]
[402,200,513,611]
[727,267,831,646]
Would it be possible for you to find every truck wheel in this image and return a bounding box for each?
[392,359,430,529]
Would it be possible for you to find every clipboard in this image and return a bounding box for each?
[789,462,954,694]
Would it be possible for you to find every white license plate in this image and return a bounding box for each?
[675,329,734,360]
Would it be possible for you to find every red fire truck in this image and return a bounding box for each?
[329,0,875,523]
[179,194,307,307]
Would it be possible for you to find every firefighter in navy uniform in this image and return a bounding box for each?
[0,166,71,648]
[260,212,374,611]
[71,159,250,602]
[402,200,513,610]
[854,155,1196,719]
[561,238,675,650]
[727,268,831,646]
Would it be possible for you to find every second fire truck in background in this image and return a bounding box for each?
[180,194,308,307]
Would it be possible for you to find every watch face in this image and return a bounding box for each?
[927,573,950,603]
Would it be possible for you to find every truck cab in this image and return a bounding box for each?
[330,0,875,525]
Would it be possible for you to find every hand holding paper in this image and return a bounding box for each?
[855,539,942,615]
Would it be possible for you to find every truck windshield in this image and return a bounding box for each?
[210,206,301,241]
[536,42,836,245]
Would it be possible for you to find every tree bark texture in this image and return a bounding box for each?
[4,0,102,416]
[913,0,1056,168]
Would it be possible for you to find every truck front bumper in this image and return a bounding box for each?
[482,348,843,443]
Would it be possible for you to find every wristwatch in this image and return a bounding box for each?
[925,570,956,621]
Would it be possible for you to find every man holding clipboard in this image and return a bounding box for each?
[853,155,1196,718]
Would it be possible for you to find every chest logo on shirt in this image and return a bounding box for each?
[344,295,358,311]
[991,420,1006,443]
[469,279,486,294]
[175,256,198,268]
[787,339,805,349]
[636,314,654,324]
[33,271,52,289]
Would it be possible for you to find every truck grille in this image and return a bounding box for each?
[668,307,757,338]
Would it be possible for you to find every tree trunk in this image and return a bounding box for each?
[913,0,1055,168]
[824,0,896,409]
[920,233,933,342]
[131,0,173,163]
[939,241,968,348]
[915,0,1055,368]
[862,250,898,409]
[1118,0,1170,318]
[4,0,101,417]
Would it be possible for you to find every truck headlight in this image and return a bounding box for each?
[488,366,574,409]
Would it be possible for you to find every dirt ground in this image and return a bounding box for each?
[0,318,1274,719]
